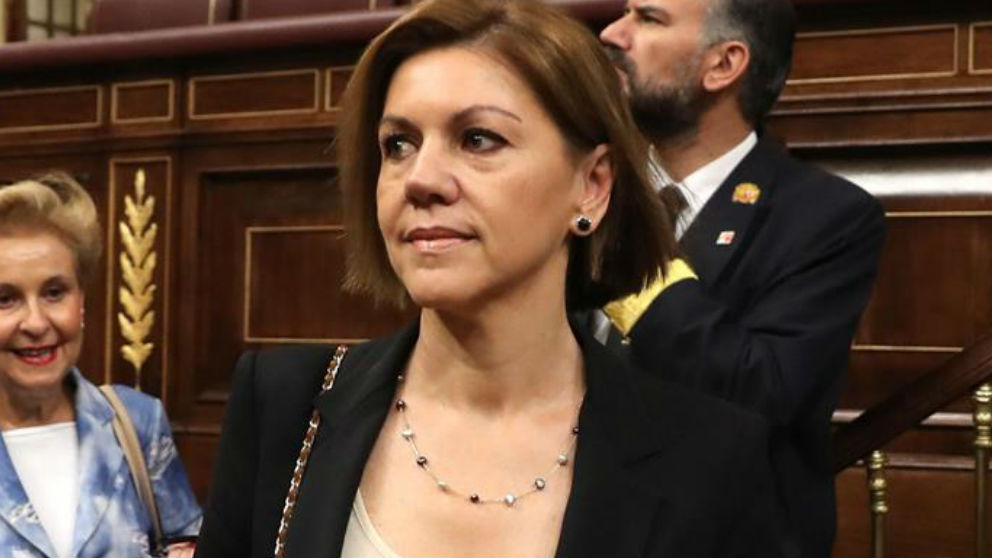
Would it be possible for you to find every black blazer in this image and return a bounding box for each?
[196,321,788,557]
[620,137,886,556]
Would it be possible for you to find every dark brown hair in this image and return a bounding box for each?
[339,0,677,310]
[0,172,103,286]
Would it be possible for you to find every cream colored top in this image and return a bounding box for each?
[341,490,404,558]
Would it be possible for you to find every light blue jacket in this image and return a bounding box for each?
[0,369,202,558]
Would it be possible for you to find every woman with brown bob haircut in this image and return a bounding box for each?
[196,0,785,556]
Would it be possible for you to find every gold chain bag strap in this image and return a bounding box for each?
[98,385,165,553]
[274,345,349,558]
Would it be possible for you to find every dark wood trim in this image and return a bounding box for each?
[833,330,992,473]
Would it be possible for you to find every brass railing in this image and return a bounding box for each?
[833,332,992,556]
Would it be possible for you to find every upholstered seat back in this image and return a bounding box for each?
[239,0,405,19]
[87,0,234,33]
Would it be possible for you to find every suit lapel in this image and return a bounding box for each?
[0,437,56,557]
[71,372,128,556]
[556,325,677,557]
[680,138,782,286]
[284,322,418,557]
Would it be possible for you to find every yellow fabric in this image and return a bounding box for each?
[603,258,698,335]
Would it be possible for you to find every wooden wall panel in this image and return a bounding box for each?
[178,155,412,412]
[188,69,320,120]
[193,166,339,401]
[836,459,985,558]
[791,25,959,84]
[325,66,352,111]
[244,227,411,342]
[971,22,992,74]
[111,79,175,125]
[0,85,102,133]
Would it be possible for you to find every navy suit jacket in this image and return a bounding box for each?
[196,321,789,557]
[618,137,885,556]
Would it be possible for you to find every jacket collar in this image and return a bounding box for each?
[71,371,128,556]
[680,136,784,286]
[284,319,680,557]
[0,370,126,558]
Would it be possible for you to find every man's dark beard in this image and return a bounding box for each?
[603,45,707,142]
[628,83,706,142]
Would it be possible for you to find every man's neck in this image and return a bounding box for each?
[653,105,753,182]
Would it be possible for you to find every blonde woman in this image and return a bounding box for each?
[0,174,201,558]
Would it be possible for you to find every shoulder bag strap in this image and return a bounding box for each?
[99,384,165,551]
[274,344,349,558]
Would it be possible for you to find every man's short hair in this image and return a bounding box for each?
[703,0,797,125]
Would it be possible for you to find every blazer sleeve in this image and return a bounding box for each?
[195,350,260,557]
[628,191,885,427]
[718,417,795,558]
[140,396,203,541]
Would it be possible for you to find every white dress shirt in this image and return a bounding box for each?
[649,131,758,239]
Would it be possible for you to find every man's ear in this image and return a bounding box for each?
[700,40,750,93]
[575,144,613,228]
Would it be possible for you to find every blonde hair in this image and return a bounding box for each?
[0,172,103,286]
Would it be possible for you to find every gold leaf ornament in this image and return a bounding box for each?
[116,169,159,388]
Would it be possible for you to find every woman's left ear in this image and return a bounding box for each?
[572,144,613,234]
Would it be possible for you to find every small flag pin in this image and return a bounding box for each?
[716,230,736,245]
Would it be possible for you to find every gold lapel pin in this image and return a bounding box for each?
[731,182,761,205]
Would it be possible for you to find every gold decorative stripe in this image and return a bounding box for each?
[110,79,176,125]
[0,85,103,134]
[969,22,992,75]
[117,169,158,390]
[242,225,344,343]
[788,24,959,86]
[852,344,964,353]
[188,69,320,121]
[208,0,218,24]
[885,211,992,218]
[796,23,958,40]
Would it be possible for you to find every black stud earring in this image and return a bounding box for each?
[575,215,593,234]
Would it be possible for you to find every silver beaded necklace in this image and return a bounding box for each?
[393,374,581,508]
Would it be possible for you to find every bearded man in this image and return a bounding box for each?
[597,1,886,555]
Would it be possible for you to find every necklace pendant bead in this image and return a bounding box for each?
[437,480,448,491]
[557,454,569,466]
[534,478,546,490]
[504,493,516,507]
[401,428,414,440]
[395,399,406,411]
[469,493,480,504]
[416,456,428,467]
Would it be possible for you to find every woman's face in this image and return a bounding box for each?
[376,46,608,312]
[0,229,84,396]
